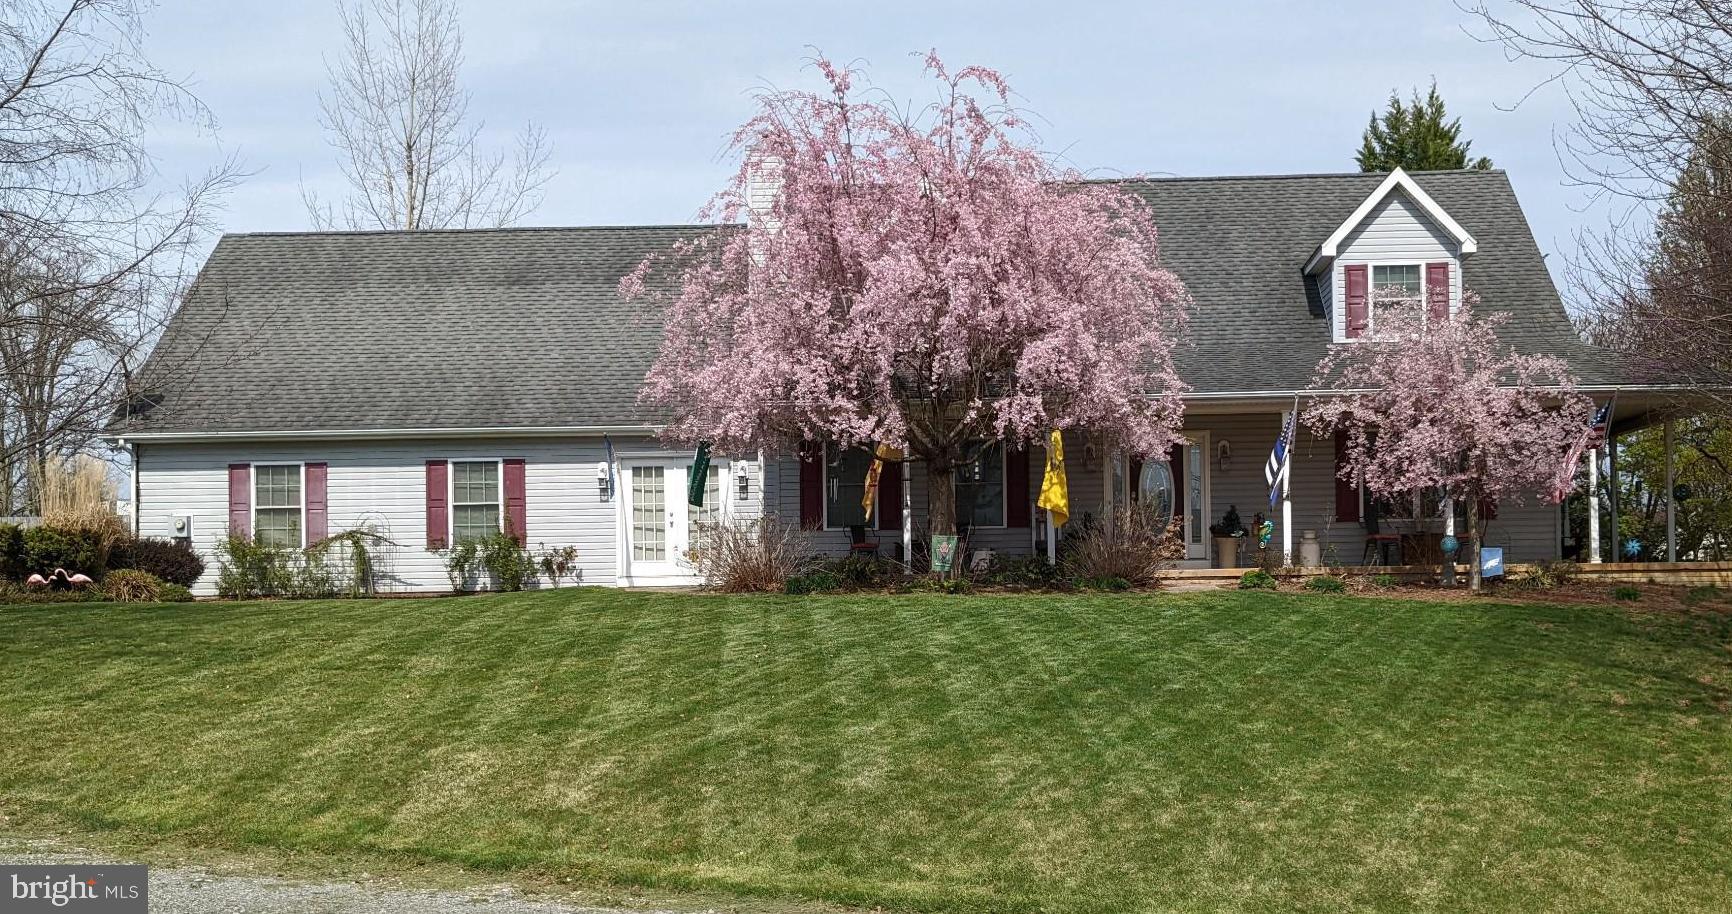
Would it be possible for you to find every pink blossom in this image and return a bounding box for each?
[624,54,1191,533]
[1303,296,1594,588]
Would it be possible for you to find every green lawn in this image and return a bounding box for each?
[1,589,1729,913]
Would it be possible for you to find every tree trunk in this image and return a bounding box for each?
[1467,495,1482,594]
[927,462,958,541]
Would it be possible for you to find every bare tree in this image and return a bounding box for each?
[304,0,553,230]
[0,0,239,513]
[1467,0,1732,206]
[1469,1,1732,415]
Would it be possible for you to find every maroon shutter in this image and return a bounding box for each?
[503,458,527,544]
[1168,444,1184,520]
[1478,495,1499,521]
[1344,264,1369,339]
[1334,431,1361,523]
[305,462,328,543]
[878,457,903,531]
[1426,261,1450,323]
[799,446,823,530]
[227,464,251,540]
[425,460,449,548]
[1006,444,1031,527]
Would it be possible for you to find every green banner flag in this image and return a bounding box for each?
[687,441,712,508]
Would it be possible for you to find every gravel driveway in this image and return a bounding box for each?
[1,838,725,914]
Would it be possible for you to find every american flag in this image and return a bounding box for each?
[1551,401,1612,502]
[1266,410,1296,508]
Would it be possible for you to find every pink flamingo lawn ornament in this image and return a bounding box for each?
[25,573,47,588]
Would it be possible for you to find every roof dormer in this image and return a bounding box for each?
[1306,168,1477,342]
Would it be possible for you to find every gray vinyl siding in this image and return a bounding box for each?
[774,414,1560,566]
[135,435,764,595]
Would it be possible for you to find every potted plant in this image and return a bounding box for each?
[1210,504,1248,569]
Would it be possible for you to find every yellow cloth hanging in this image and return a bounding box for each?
[1037,429,1069,528]
[861,444,903,521]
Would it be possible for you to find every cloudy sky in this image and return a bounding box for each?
[141,0,1599,286]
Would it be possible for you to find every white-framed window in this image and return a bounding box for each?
[451,459,502,543]
[1370,263,1423,333]
[823,445,873,530]
[253,463,304,548]
[954,441,1006,528]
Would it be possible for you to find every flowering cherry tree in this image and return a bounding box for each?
[624,54,1191,535]
[1303,298,1593,590]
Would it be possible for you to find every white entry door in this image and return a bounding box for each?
[621,458,725,583]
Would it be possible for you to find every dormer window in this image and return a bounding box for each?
[1371,264,1422,330]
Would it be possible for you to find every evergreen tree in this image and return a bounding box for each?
[1357,82,1492,172]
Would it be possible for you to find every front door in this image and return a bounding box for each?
[621,458,726,583]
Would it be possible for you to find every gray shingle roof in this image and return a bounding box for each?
[115,170,1629,436]
[1117,169,1627,395]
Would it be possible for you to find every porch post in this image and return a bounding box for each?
[1045,511,1057,565]
[1281,410,1294,567]
[901,460,912,567]
[1587,445,1602,564]
[1665,417,1677,562]
[1608,432,1620,560]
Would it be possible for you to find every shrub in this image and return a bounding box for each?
[478,531,536,592]
[1684,585,1724,606]
[0,523,24,581]
[1304,575,1347,594]
[1239,569,1278,590]
[0,583,107,604]
[35,456,128,553]
[109,537,206,587]
[440,540,480,592]
[1612,585,1642,602]
[1077,575,1131,592]
[816,555,892,590]
[103,569,163,603]
[22,526,106,578]
[215,535,297,599]
[784,570,842,595]
[158,582,195,603]
[899,575,972,595]
[537,544,580,587]
[979,554,1067,590]
[1370,573,1399,589]
[689,515,809,593]
[1063,506,1183,588]
[1514,559,1579,590]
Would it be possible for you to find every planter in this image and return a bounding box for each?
[1214,536,1242,569]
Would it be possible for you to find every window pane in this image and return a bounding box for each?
[825,447,872,528]
[452,461,498,505]
[955,442,1005,527]
[254,465,300,509]
[631,465,665,560]
[256,507,301,548]
[1188,443,1203,545]
[453,504,499,543]
[1372,263,1421,296]
[687,465,721,551]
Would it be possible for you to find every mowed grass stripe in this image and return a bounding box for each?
[1,589,1728,913]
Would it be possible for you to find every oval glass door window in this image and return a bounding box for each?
[1138,460,1175,533]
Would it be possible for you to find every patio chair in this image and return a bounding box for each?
[847,524,880,557]
[1361,501,1402,566]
